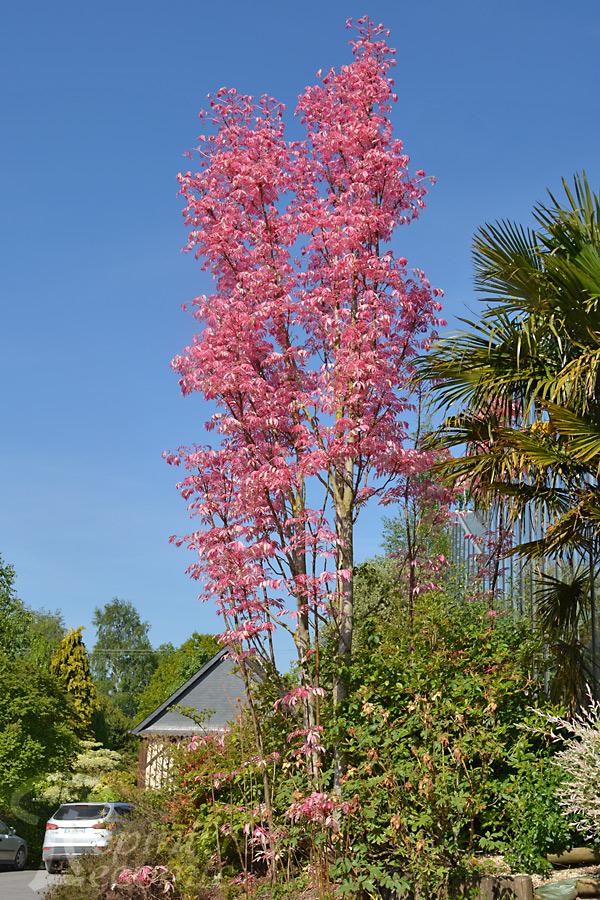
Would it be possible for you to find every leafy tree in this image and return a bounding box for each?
[332,591,569,892]
[91,598,157,718]
[50,627,99,737]
[0,556,66,665]
[135,632,219,723]
[0,555,31,657]
[0,653,78,810]
[24,608,66,667]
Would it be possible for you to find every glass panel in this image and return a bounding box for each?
[54,804,109,821]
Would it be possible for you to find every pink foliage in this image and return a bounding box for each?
[112,865,175,894]
[168,16,444,703]
[274,685,326,712]
[286,791,350,831]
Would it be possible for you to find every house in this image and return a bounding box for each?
[131,648,245,788]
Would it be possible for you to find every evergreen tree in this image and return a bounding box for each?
[91,598,158,718]
[50,627,99,737]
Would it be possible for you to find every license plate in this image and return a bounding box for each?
[61,828,82,834]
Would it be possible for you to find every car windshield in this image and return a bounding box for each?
[54,804,110,821]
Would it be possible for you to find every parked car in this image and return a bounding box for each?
[43,801,133,873]
[0,818,27,870]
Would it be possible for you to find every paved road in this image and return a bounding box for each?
[0,869,55,898]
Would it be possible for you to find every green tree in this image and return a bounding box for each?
[24,608,66,668]
[0,653,78,810]
[91,598,157,719]
[135,632,219,723]
[332,589,570,892]
[50,627,99,737]
[0,555,31,657]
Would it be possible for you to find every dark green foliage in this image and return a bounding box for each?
[156,591,569,898]
[0,653,78,812]
[485,743,573,874]
[45,587,574,898]
[93,693,137,753]
[135,633,220,723]
[50,626,100,737]
[0,555,31,657]
[91,598,158,718]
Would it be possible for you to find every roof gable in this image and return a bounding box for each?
[131,649,245,736]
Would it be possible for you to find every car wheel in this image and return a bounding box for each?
[45,860,59,874]
[13,846,27,871]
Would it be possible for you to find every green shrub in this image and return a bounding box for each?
[329,593,567,894]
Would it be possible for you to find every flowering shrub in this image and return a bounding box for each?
[535,689,600,841]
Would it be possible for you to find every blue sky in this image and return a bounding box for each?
[2,0,599,651]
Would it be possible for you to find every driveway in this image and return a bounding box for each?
[0,868,55,897]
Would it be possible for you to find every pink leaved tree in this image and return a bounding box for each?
[168,17,444,792]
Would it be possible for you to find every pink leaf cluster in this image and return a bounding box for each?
[274,685,326,711]
[112,865,175,893]
[286,791,350,831]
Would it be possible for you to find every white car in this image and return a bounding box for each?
[42,802,133,873]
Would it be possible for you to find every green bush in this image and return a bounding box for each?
[329,593,568,895]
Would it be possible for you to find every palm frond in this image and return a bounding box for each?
[535,567,589,635]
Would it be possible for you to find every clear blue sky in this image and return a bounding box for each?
[2,0,599,651]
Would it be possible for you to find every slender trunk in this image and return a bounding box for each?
[237,654,277,879]
[293,607,321,786]
[332,494,354,792]
[404,485,416,635]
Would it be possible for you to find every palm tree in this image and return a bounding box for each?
[421,174,600,699]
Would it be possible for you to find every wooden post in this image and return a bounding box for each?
[137,740,148,789]
[478,875,533,899]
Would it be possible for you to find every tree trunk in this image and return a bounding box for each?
[332,497,354,792]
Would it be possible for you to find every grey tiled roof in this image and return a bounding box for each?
[131,649,245,736]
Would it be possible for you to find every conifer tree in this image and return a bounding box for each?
[50,626,99,737]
